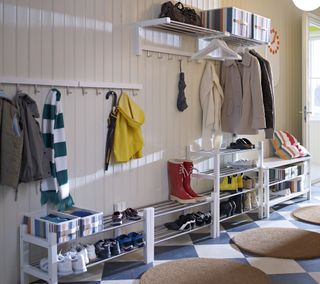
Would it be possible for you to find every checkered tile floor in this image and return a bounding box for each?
[36,186,320,284]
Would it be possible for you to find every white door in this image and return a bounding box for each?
[302,13,320,184]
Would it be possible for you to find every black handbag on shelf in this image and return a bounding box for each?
[159,1,202,27]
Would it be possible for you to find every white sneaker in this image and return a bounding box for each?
[71,253,87,274]
[57,253,73,276]
[39,258,48,272]
[78,245,89,264]
[86,244,97,261]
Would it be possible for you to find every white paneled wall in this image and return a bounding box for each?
[0,0,303,283]
[0,1,216,283]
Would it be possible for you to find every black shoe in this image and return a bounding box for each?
[229,200,236,215]
[164,215,193,231]
[232,194,243,214]
[95,240,111,259]
[108,238,121,256]
[220,202,233,218]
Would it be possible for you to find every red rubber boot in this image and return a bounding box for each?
[183,160,208,202]
[167,160,197,204]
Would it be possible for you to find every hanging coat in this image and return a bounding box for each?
[221,51,266,134]
[200,62,224,150]
[14,93,51,183]
[113,93,145,163]
[0,97,23,189]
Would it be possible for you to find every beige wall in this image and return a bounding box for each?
[0,0,306,283]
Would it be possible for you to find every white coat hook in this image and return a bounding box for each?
[82,87,87,96]
[66,86,72,96]
[147,50,152,57]
[158,52,163,59]
[168,54,173,61]
[133,90,139,96]
[16,84,22,93]
[34,84,40,95]
[178,56,182,61]
[96,88,102,96]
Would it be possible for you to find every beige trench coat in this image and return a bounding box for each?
[200,62,224,150]
[221,51,266,134]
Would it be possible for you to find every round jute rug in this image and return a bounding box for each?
[233,227,320,259]
[140,258,271,284]
[292,205,320,225]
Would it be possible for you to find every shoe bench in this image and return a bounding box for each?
[19,208,154,284]
[261,156,312,218]
[187,141,265,237]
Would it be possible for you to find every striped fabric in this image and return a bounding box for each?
[41,89,74,211]
[272,130,310,160]
[201,7,252,38]
[252,14,271,42]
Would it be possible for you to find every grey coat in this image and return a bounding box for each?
[0,97,23,189]
[14,93,51,183]
[221,51,266,135]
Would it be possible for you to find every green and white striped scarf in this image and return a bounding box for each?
[41,88,74,211]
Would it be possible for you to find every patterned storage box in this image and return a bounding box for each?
[252,13,271,42]
[64,207,104,237]
[201,7,252,38]
[24,209,80,244]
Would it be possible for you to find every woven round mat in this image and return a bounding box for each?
[233,227,320,259]
[140,258,270,284]
[292,205,320,225]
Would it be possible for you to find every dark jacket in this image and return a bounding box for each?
[14,93,51,183]
[249,49,275,139]
[0,97,23,188]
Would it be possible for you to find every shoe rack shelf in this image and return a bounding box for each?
[19,208,154,284]
[154,222,212,244]
[262,156,312,218]
[186,142,264,238]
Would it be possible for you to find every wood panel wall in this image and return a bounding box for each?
[0,0,303,283]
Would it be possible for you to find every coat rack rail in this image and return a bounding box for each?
[0,77,143,91]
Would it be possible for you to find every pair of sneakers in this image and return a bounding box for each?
[116,232,145,252]
[95,238,121,259]
[39,249,89,276]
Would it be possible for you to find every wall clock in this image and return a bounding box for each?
[268,28,280,55]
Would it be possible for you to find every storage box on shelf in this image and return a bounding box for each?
[186,142,264,238]
[23,209,80,244]
[252,13,271,42]
[64,207,103,237]
[20,208,154,284]
[262,156,311,218]
[201,7,253,38]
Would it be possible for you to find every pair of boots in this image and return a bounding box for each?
[167,159,207,204]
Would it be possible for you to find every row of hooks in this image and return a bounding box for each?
[146,50,192,62]
[0,83,139,96]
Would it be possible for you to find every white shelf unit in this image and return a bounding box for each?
[187,142,264,238]
[262,156,312,218]
[133,17,268,58]
[20,208,154,284]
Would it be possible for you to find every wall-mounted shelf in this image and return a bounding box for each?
[133,17,269,58]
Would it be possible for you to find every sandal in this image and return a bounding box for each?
[123,208,141,221]
[241,138,255,148]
